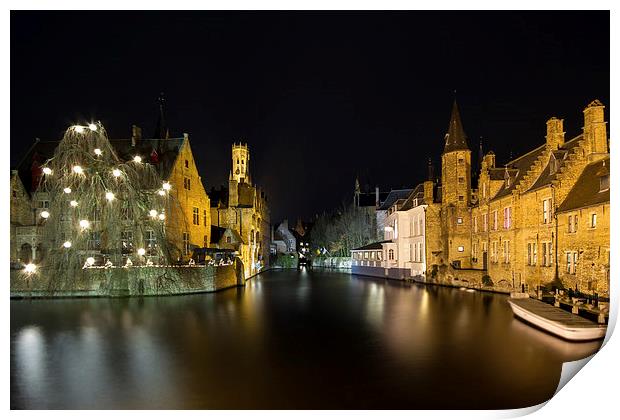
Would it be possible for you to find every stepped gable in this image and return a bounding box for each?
[525,135,583,193]
[490,144,547,200]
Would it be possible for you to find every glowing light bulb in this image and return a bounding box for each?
[40,211,50,219]
[63,187,72,194]
[157,190,165,196]
[105,192,115,201]
[88,123,97,131]
[63,241,72,248]
[112,169,121,177]
[158,213,165,220]
[24,263,36,274]
[149,209,158,218]
[70,200,78,207]
[162,182,171,191]
[72,165,84,174]
[137,248,146,256]
[86,257,95,265]
[94,148,102,156]
[133,156,142,163]
[79,219,90,229]
[74,126,85,133]
[42,167,52,175]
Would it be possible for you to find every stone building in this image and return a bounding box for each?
[354,177,389,241]
[210,143,270,277]
[10,127,211,265]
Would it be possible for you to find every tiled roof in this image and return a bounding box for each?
[400,183,426,211]
[557,158,610,213]
[351,240,391,251]
[377,188,414,210]
[525,135,582,193]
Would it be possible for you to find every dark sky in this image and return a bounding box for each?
[11,11,609,223]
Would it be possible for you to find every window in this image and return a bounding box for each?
[458,195,464,202]
[542,242,553,267]
[503,240,510,263]
[491,241,498,263]
[492,210,498,230]
[458,158,464,164]
[226,236,231,244]
[591,213,597,228]
[184,159,189,168]
[183,232,190,255]
[203,210,207,226]
[474,216,478,233]
[388,249,394,260]
[377,251,382,261]
[371,251,376,260]
[192,207,199,225]
[457,217,463,224]
[457,245,464,252]
[145,230,157,255]
[92,207,101,222]
[568,215,573,233]
[574,215,578,231]
[566,251,578,274]
[121,230,134,254]
[184,177,191,190]
[38,200,50,209]
[527,243,538,266]
[542,199,552,224]
[600,174,610,191]
[503,207,512,229]
[482,213,488,232]
[458,177,464,184]
[472,243,478,262]
[88,231,101,250]
[364,251,369,259]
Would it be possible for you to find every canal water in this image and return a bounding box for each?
[10,269,602,409]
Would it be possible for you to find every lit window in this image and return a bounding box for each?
[146,230,157,255]
[542,199,552,224]
[121,230,134,254]
[192,207,199,225]
[183,232,190,255]
[591,213,597,228]
[457,245,464,252]
[457,217,463,224]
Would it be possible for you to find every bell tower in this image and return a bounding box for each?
[231,142,250,184]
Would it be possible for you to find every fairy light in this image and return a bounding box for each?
[149,209,158,218]
[133,156,142,163]
[88,123,97,131]
[79,219,90,229]
[162,182,171,191]
[157,190,165,196]
[112,169,121,177]
[42,167,52,175]
[70,200,78,207]
[63,241,72,248]
[137,248,146,256]
[24,263,36,274]
[72,165,84,174]
[158,213,166,221]
[105,192,115,201]
[74,126,85,133]
[63,187,72,194]
[94,148,102,156]
[40,211,50,219]
[86,257,95,265]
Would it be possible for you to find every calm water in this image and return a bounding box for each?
[10,269,602,409]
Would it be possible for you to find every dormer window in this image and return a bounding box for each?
[600,174,610,192]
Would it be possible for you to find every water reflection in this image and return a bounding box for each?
[11,269,603,409]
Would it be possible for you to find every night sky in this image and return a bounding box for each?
[11,11,609,223]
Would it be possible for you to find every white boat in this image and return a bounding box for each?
[508,298,607,341]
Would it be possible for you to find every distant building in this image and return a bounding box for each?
[271,219,296,254]
[210,143,270,277]
[353,177,389,241]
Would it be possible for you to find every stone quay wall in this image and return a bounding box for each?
[10,263,244,299]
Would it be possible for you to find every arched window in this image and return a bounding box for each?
[388,249,394,260]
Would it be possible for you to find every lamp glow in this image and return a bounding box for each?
[63,187,72,194]
[74,126,85,133]
[70,200,78,207]
[157,190,165,196]
[94,148,102,156]
[149,209,158,218]
[72,165,84,174]
[162,182,171,191]
[88,123,97,131]
[42,167,52,175]
[40,211,50,219]
[112,169,121,177]
[86,257,95,265]
[133,156,142,163]
[105,192,115,201]
[24,263,36,274]
[158,213,165,220]
[137,248,146,256]
[63,241,72,248]
[79,219,90,229]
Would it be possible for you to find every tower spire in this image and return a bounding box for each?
[154,92,169,139]
[443,99,469,153]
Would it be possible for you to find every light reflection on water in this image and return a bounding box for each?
[11,269,602,409]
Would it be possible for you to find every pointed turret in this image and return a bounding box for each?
[154,92,169,139]
[443,100,469,153]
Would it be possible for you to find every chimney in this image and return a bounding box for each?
[482,151,496,170]
[423,180,434,204]
[583,99,608,160]
[545,117,565,151]
[131,125,142,147]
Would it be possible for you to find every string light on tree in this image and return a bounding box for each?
[88,123,97,131]
[133,156,142,163]
[42,167,52,175]
[162,182,171,191]
[40,211,50,219]
[137,248,146,256]
[158,213,165,221]
[94,148,102,156]
[63,187,72,194]
[63,241,72,248]
[112,169,121,177]
[149,209,158,218]
[70,200,78,207]
[105,192,115,201]
[72,165,84,174]
[157,190,165,196]
[74,126,85,133]
[79,219,90,229]
[24,263,36,274]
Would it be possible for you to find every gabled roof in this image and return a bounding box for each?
[490,144,547,200]
[400,183,426,211]
[210,225,245,245]
[557,158,610,213]
[351,240,391,251]
[377,188,414,210]
[525,135,583,193]
[444,100,469,153]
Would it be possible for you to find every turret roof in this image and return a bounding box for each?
[444,100,469,153]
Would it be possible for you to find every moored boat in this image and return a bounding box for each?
[507,298,607,341]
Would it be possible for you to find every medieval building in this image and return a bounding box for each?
[210,143,270,278]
